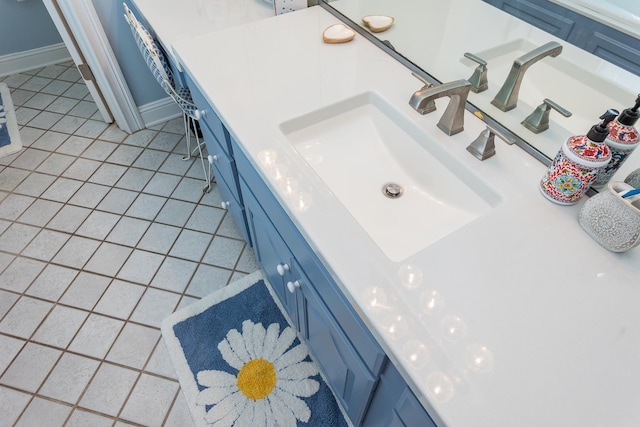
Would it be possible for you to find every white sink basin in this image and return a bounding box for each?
[279,91,501,262]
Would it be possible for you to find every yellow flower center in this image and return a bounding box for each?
[236,359,277,400]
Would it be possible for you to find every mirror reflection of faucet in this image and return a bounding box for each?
[463,52,488,93]
[521,98,572,133]
[491,41,563,112]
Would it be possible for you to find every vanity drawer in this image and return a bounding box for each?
[215,163,250,244]
[184,73,232,157]
[200,121,241,205]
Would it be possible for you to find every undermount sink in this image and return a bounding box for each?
[279,91,501,262]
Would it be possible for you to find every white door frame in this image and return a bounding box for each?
[42,0,144,134]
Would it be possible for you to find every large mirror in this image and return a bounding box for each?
[319,0,640,184]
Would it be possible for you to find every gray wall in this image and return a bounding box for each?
[91,0,165,106]
[0,0,63,56]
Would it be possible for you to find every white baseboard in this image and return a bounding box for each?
[138,96,182,128]
[0,43,71,77]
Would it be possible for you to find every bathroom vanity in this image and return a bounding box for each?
[131,1,640,426]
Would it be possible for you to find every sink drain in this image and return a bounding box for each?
[382,183,404,199]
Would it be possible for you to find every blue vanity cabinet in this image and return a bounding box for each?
[183,75,251,244]
[182,74,437,425]
[482,0,640,76]
[239,176,379,426]
[233,139,439,426]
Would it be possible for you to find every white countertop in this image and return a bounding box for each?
[170,5,640,427]
[129,0,275,69]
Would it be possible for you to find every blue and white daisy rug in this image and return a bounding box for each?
[161,270,350,426]
[0,82,22,158]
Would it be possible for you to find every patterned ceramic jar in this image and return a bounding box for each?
[579,181,640,252]
[540,135,611,205]
[593,119,640,189]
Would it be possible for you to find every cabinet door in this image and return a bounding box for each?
[482,0,575,39]
[386,389,435,427]
[216,170,251,244]
[184,73,234,156]
[581,28,640,76]
[242,182,298,325]
[293,261,378,426]
[361,360,436,427]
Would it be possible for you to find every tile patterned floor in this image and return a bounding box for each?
[0,62,260,426]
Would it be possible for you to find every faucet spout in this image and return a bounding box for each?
[409,79,471,135]
[491,41,562,112]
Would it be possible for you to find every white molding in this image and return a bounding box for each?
[0,43,71,77]
[56,0,144,134]
[138,96,181,128]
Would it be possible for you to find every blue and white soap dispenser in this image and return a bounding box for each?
[593,94,640,189]
[540,109,618,205]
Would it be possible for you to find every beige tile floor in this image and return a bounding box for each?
[0,62,260,426]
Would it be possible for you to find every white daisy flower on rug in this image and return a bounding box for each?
[196,319,321,426]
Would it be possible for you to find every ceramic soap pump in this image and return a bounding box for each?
[593,94,640,189]
[540,109,618,205]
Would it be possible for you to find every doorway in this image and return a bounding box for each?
[42,0,144,134]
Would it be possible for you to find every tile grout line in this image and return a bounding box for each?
[0,62,259,426]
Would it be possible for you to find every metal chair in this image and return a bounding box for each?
[123,3,212,193]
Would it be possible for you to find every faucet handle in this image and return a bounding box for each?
[463,53,488,93]
[410,72,437,114]
[467,126,497,160]
[521,98,572,134]
[467,124,516,160]
[411,71,431,87]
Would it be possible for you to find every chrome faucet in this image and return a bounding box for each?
[409,79,471,135]
[491,41,563,112]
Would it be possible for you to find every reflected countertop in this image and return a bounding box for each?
[169,5,640,427]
